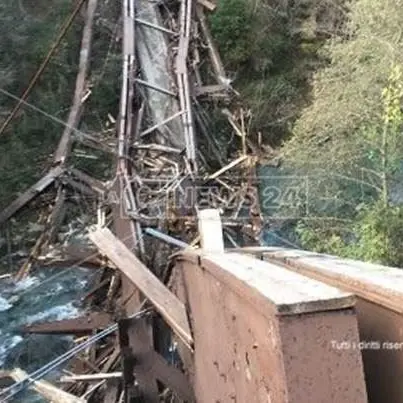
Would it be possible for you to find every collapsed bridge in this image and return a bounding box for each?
[0,0,402,402]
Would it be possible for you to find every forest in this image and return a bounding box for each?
[1,0,402,265]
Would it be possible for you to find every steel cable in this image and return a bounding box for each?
[0,308,151,401]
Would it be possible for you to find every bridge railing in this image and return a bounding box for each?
[234,246,403,403]
[171,249,368,403]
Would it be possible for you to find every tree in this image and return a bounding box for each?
[0,1,119,207]
[282,0,403,170]
[208,0,341,146]
[280,0,403,265]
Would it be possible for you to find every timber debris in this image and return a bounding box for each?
[0,0,267,401]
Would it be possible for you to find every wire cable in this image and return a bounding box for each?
[0,307,151,401]
[0,0,88,137]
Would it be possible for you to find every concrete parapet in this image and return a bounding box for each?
[172,251,368,403]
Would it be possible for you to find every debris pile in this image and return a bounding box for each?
[0,0,267,401]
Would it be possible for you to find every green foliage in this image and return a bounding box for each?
[288,23,403,265]
[208,0,334,145]
[283,0,403,167]
[295,220,349,256]
[209,0,253,68]
[0,1,120,207]
[297,202,403,266]
[0,0,79,206]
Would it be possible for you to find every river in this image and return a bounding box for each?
[0,265,95,402]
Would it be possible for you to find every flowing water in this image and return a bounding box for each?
[0,265,96,402]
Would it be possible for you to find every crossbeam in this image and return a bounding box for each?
[135,18,177,35]
[135,78,176,97]
[140,110,186,137]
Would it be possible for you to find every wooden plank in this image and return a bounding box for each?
[9,368,86,403]
[69,168,107,194]
[62,177,97,197]
[140,110,185,138]
[22,312,113,335]
[118,317,158,403]
[38,244,103,268]
[133,143,182,154]
[47,187,67,244]
[89,227,193,347]
[60,373,122,383]
[197,209,224,253]
[135,78,176,97]
[207,155,248,180]
[196,7,227,83]
[0,166,64,225]
[54,0,98,164]
[197,0,216,10]
[194,84,227,96]
[135,18,177,35]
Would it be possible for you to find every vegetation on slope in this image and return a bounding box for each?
[210,0,403,266]
[209,0,345,145]
[2,0,403,266]
[281,0,403,265]
[0,0,119,209]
